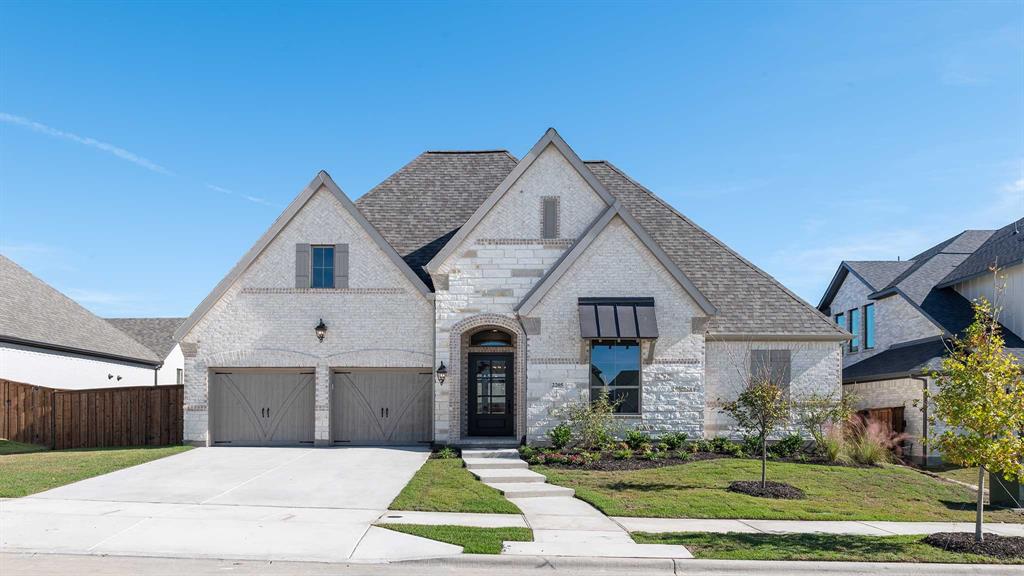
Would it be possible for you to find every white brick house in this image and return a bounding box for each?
[174,129,847,447]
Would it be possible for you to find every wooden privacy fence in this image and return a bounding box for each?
[0,379,183,449]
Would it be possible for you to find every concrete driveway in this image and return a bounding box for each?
[0,447,462,563]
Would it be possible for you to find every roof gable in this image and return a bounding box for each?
[424,128,616,274]
[174,171,432,341]
[0,255,160,364]
[517,205,717,316]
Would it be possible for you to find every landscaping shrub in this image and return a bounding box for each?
[770,433,805,458]
[625,428,652,450]
[691,439,714,453]
[556,392,621,449]
[710,437,743,456]
[518,445,536,460]
[434,446,459,459]
[548,424,572,449]
[640,449,664,461]
[741,434,762,456]
[659,432,688,450]
[674,450,691,461]
[797,391,856,456]
[820,426,852,464]
[847,418,905,466]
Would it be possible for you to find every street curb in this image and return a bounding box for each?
[401,553,1021,574]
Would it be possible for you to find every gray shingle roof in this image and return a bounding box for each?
[105,317,185,359]
[586,162,844,337]
[352,148,841,337]
[845,261,914,291]
[872,230,994,303]
[0,255,160,364]
[938,217,1024,287]
[355,151,519,287]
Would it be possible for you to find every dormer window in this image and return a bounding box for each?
[311,245,335,289]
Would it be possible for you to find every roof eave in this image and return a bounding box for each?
[0,335,162,367]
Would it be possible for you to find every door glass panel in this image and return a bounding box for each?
[488,397,506,414]
[477,396,490,414]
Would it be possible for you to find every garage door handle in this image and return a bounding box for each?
[385,407,389,418]
[380,407,384,418]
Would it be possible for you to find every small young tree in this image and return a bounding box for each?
[929,297,1024,543]
[720,374,792,488]
[796,390,856,454]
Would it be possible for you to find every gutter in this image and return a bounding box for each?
[0,335,161,368]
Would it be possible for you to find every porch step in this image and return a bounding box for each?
[470,468,547,483]
[462,448,520,459]
[501,541,692,559]
[463,458,528,470]
[484,482,575,498]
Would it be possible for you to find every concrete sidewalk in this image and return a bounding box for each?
[383,509,1024,537]
[3,552,1020,576]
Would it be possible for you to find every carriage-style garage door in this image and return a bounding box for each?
[210,371,315,446]
[332,370,431,445]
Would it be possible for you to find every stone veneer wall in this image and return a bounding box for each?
[181,187,434,445]
[704,339,843,439]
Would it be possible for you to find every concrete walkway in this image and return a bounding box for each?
[0,447,464,563]
[460,449,691,559]
[616,517,1024,537]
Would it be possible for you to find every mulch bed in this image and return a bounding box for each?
[538,452,727,471]
[922,532,1024,559]
[727,480,806,499]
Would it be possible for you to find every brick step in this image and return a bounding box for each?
[463,458,528,470]
[501,541,693,559]
[484,482,575,498]
[470,468,547,483]
[461,448,521,459]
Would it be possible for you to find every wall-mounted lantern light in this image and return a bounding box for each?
[315,318,327,343]
[436,361,447,386]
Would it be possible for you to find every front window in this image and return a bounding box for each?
[835,313,844,329]
[311,245,335,289]
[864,304,875,349]
[848,308,860,352]
[590,340,640,414]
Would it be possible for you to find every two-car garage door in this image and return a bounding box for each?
[209,369,431,446]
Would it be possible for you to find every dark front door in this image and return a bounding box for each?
[468,353,514,437]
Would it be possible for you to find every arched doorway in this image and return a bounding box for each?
[466,328,515,437]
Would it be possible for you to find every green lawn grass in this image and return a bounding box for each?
[0,439,50,455]
[389,458,521,514]
[0,444,192,497]
[633,532,1022,564]
[378,524,532,554]
[934,465,982,487]
[537,459,1024,522]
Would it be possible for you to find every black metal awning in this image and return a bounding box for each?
[578,297,658,339]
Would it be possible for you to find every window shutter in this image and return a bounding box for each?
[295,244,310,288]
[771,350,792,388]
[750,350,769,383]
[334,244,349,289]
[542,197,558,239]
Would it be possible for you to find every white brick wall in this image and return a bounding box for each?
[704,339,843,439]
[181,186,433,445]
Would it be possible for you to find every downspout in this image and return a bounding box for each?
[912,375,929,466]
[154,361,163,386]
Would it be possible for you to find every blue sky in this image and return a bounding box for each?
[1,1,1021,317]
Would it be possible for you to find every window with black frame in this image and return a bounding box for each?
[589,340,640,414]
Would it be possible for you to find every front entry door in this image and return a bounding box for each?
[468,353,514,437]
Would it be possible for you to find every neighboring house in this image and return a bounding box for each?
[175,129,847,447]
[818,217,1024,465]
[106,318,186,385]
[0,254,162,389]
